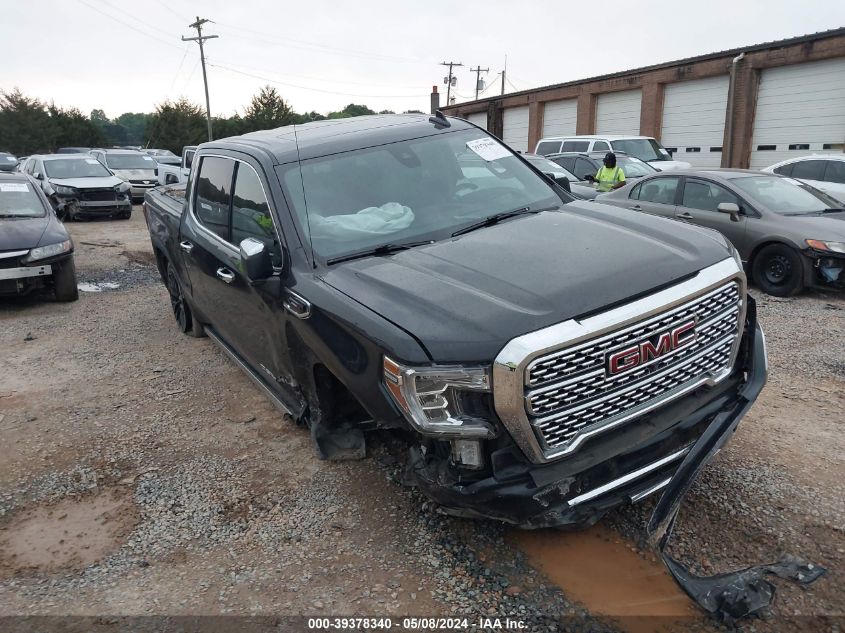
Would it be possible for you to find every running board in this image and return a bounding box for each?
[205,327,294,417]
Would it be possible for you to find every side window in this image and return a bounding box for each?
[790,160,826,180]
[574,157,596,180]
[194,156,235,241]
[536,141,562,155]
[185,150,195,169]
[555,156,576,173]
[231,164,282,267]
[562,140,590,152]
[823,160,845,184]
[773,164,793,176]
[681,180,738,212]
[592,141,609,152]
[629,183,642,200]
[638,177,680,205]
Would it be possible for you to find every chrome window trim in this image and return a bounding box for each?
[187,153,285,257]
[493,257,746,464]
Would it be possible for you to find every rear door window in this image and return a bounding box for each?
[637,177,680,205]
[790,160,826,181]
[231,163,283,266]
[681,180,738,211]
[194,156,235,241]
[773,163,793,176]
[823,160,845,184]
[562,140,590,152]
[536,141,562,155]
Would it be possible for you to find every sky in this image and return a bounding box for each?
[2,0,844,119]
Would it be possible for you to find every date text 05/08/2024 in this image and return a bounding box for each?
[307,617,527,630]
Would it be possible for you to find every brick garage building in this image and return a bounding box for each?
[441,28,845,169]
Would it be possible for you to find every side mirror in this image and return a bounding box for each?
[33,172,43,180]
[239,237,274,281]
[717,202,741,222]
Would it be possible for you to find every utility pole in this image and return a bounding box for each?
[501,55,507,96]
[469,66,489,100]
[182,17,218,141]
[440,61,463,106]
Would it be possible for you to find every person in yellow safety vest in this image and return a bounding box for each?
[586,152,626,192]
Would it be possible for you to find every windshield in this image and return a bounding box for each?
[732,176,841,214]
[105,153,157,170]
[0,181,46,218]
[616,155,658,177]
[278,128,562,260]
[526,156,578,181]
[44,158,112,179]
[611,138,668,162]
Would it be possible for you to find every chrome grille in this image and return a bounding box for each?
[524,281,741,454]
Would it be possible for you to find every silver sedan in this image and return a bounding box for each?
[597,169,845,296]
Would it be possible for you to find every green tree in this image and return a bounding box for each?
[144,98,206,154]
[378,109,395,114]
[48,104,106,149]
[243,85,295,132]
[327,103,376,119]
[0,89,52,154]
[115,112,152,146]
[212,113,247,139]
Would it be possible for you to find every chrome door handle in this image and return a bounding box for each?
[216,267,235,284]
[677,212,694,220]
[179,240,194,253]
[631,204,642,210]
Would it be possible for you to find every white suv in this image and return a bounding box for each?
[534,135,692,171]
[762,155,845,203]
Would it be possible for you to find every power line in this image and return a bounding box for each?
[168,45,191,93]
[152,0,191,22]
[75,0,182,50]
[469,65,489,100]
[440,61,463,105]
[207,62,427,99]
[182,16,218,141]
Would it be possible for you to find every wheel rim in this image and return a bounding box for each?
[167,269,188,330]
[765,254,792,286]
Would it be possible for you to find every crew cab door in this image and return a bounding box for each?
[674,177,748,251]
[180,153,299,409]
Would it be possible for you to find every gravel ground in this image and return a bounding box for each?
[0,210,842,632]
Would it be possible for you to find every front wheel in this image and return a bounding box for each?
[166,263,204,337]
[751,244,805,297]
[53,258,79,302]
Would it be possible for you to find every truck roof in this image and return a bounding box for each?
[202,114,476,164]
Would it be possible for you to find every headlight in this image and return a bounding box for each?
[383,356,494,438]
[23,239,73,262]
[53,185,78,196]
[806,239,845,254]
[728,242,743,269]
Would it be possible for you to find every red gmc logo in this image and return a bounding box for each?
[605,320,697,376]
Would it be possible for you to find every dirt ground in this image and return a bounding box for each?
[1,208,842,632]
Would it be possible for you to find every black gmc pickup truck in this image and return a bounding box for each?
[144,114,767,531]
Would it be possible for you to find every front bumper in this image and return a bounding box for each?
[55,196,132,217]
[407,297,766,528]
[130,183,156,199]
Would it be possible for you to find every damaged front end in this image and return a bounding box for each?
[401,283,826,621]
[805,240,845,289]
[49,183,132,220]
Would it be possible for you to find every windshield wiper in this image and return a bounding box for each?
[451,205,557,238]
[326,239,434,265]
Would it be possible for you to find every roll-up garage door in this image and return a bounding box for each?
[542,99,577,137]
[502,106,530,152]
[596,89,642,135]
[467,111,487,130]
[750,58,845,169]
[661,76,729,169]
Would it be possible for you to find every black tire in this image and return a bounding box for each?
[53,258,79,302]
[751,244,805,297]
[166,263,205,337]
[119,209,132,220]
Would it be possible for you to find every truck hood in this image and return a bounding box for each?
[320,202,733,363]
[48,176,123,189]
[0,214,68,251]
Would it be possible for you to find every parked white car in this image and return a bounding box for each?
[762,155,845,203]
[534,135,692,171]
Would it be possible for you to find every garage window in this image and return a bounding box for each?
[194,156,235,241]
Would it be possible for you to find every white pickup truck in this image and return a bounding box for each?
[156,146,197,185]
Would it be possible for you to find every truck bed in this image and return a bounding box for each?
[146,183,186,217]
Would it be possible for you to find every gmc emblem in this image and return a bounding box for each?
[605,320,697,376]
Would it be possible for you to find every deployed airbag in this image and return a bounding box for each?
[311,202,414,239]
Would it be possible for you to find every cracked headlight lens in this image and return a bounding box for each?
[383,356,494,438]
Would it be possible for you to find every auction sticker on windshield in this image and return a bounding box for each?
[0,183,29,192]
[466,137,511,162]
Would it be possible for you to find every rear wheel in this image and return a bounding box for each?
[53,258,79,302]
[119,209,132,220]
[166,263,204,337]
[751,244,804,297]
